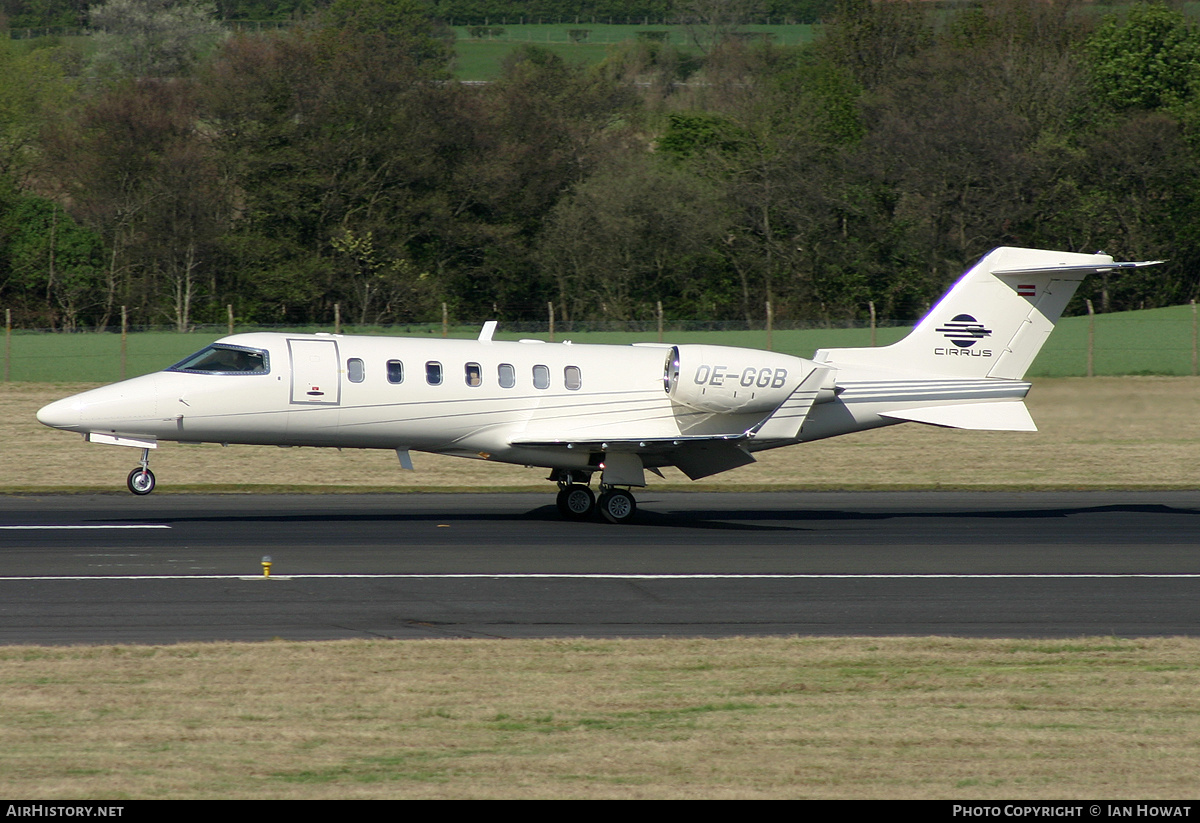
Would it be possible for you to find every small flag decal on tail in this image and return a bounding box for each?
[1017,284,1036,297]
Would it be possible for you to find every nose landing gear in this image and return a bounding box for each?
[126,448,156,495]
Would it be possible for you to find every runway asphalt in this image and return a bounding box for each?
[1,490,1198,643]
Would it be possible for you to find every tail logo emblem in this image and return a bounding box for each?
[936,314,992,348]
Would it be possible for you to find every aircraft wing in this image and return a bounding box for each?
[510,365,836,481]
[509,433,757,480]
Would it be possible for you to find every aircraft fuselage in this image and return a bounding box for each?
[37,332,835,475]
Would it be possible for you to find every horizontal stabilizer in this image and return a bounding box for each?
[992,260,1163,277]
[880,401,1036,432]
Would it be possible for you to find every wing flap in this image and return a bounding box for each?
[510,433,756,481]
[509,433,749,450]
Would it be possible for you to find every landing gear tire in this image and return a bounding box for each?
[598,489,637,524]
[556,485,596,520]
[127,467,156,496]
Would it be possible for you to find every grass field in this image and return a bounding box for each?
[9,22,818,82]
[3,636,1200,799]
[451,23,818,79]
[3,302,1198,384]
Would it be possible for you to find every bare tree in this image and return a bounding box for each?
[678,0,766,53]
[89,0,224,78]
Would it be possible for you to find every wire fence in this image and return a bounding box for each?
[5,21,294,39]
[6,19,816,44]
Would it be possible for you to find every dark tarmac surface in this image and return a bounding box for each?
[1,491,1198,643]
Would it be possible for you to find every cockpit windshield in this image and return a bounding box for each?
[167,344,269,375]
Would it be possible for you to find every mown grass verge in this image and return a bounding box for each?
[2,636,1197,799]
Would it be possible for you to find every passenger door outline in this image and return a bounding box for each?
[288,338,341,405]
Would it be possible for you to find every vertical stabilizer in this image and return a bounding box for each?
[813,247,1158,380]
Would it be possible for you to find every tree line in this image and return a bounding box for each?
[1,0,1199,332]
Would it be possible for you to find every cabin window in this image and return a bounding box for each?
[426,361,443,386]
[387,360,404,384]
[167,344,269,375]
[533,364,550,390]
[564,365,582,391]
[465,362,482,387]
[347,358,365,383]
[498,363,515,388]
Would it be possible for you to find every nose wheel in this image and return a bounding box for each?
[126,448,156,495]
[127,467,156,495]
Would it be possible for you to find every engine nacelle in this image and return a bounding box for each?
[663,344,817,414]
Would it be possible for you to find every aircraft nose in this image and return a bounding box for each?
[36,396,83,430]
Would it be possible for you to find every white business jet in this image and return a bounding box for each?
[37,247,1156,522]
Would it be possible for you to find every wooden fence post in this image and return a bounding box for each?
[120,306,127,381]
[1192,300,1197,377]
[1086,299,1095,378]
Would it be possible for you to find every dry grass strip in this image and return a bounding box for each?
[6,377,1200,492]
[1,636,1198,799]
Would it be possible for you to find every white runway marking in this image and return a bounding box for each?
[0,573,1197,581]
[0,525,170,530]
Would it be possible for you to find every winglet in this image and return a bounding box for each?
[478,320,498,342]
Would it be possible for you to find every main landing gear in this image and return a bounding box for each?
[554,473,638,524]
[556,483,595,520]
[126,448,156,495]
[596,488,637,524]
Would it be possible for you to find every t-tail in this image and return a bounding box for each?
[815,247,1161,380]
[807,247,1161,434]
